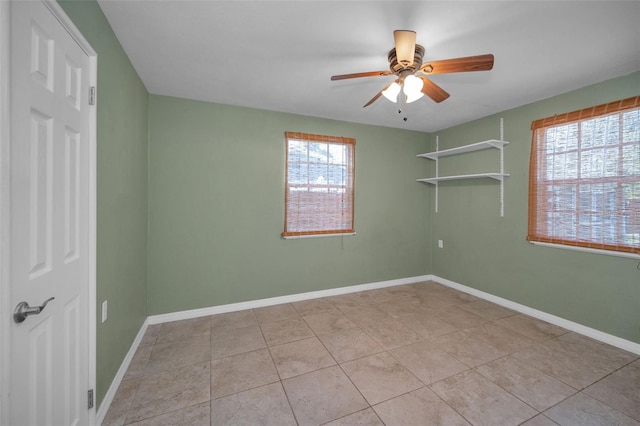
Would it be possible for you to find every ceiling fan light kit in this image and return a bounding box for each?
[382,82,401,102]
[331,29,494,109]
[403,74,425,103]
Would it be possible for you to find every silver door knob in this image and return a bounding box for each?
[13,297,55,323]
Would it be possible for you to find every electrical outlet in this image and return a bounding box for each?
[101,300,108,323]
[438,240,444,249]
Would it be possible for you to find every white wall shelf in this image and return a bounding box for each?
[417,139,509,160]
[417,172,508,184]
[417,118,509,216]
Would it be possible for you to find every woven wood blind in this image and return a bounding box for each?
[283,132,355,238]
[528,96,640,254]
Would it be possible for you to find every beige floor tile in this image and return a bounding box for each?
[585,359,640,421]
[550,333,637,374]
[341,352,424,405]
[359,318,423,350]
[210,382,297,426]
[211,324,266,360]
[406,291,455,309]
[356,288,396,304]
[254,303,300,323]
[416,289,480,309]
[386,284,425,299]
[156,317,211,344]
[324,408,385,426]
[282,365,369,425]
[476,355,576,411]
[457,300,517,320]
[139,324,162,348]
[210,348,279,399]
[324,293,368,309]
[439,289,481,304]
[374,387,471,426]
[123,345,153,379]
[339,304,390,327]
[433,305,490,330]
[411,280,450,292]
[495,314,567,341]
[544,392,639,426]
[397,311,458,339]
[101,377,142,426]
[513,339,622,390]
[302,310,356,335]
[270,337,336,379]
[470,322,535,354]
[431,370,538,426]
[431,329,504,367]
[260,317,314,346]
[126,362,210,423]
[373,298,427,318]
[144,335,211,375]
[104,294,637,426]
[318,327,384,363]
[389,340,469,385]
[127,401,210,426]
[291,298,336,315]
[210,309,257,331]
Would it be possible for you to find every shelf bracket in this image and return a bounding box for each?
[499,117,505,217]
[435,136,439,213]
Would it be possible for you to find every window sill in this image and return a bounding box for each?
[282,232,356,240]
[529,241,640,260]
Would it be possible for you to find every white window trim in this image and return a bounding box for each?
[529,241,640,260]
[282,232,356,240]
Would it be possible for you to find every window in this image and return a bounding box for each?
[528,96,640,255]
[283,132,355,238]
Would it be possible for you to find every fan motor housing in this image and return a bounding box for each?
[388,44,425,74]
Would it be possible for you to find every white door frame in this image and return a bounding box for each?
[0,1,97,424]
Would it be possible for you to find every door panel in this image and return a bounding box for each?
[10,2,92,425]
[28,108,54,279]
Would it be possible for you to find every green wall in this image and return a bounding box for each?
[147,95,431,315]
[430,72,640,343]
[58,0,149,406]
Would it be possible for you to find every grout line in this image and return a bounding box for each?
[251,307,300,424]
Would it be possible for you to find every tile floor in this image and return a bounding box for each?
[103,281,640,426]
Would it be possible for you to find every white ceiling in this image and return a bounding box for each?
[97,1,640,133]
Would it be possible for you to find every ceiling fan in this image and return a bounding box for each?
[331,30,494,107]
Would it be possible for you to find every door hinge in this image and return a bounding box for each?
[89,86,96,106]
[88,389,94,409]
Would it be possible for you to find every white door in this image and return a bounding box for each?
[9,1,95,425]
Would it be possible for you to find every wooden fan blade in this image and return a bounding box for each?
[331,70,393,81]
[363,81,395,108]
[363,92,383,108]
[394,30,416,67]
[420,54,494,75]
[418,76,450,103]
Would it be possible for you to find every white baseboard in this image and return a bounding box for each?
[98,273,640,424]
[97,317,149,426]
[430,275,640,356]
[146,275,433,324]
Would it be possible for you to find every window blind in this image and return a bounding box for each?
[528,96,640,255]
[283,132,355,238]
